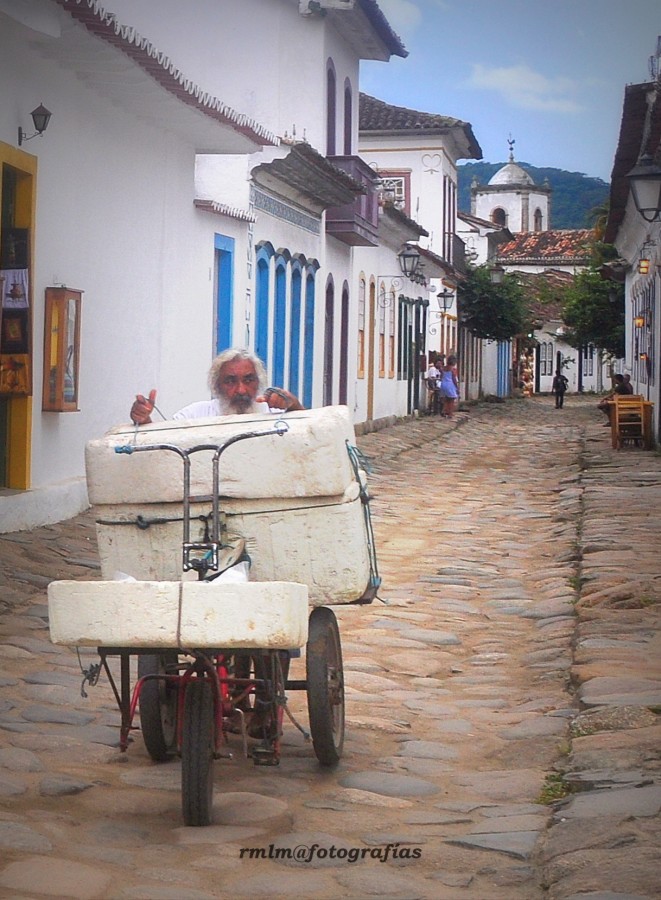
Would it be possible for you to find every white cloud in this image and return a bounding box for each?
[467,63,583,114]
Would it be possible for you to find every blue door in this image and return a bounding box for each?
[215,234,234,353]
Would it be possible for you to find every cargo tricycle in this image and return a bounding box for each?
[48,406,379,826]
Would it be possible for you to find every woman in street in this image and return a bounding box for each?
[438,355,459,418]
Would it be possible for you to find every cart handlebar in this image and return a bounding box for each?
[112,419,290,575]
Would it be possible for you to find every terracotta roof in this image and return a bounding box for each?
[458,211,512,235]
[194,200,256,223]
[514,269,574,324]
[497,229,593,265]
[251,142,366,209]
[356,0,408,58]
[417,245,454,280]
[604,81,661,243]
[381,202,428,238]
[53,0,278,148]
[359,94,482,159]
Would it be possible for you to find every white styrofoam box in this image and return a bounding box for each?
[48,580,309,649]
[86,406,357,505]
[94,487,372,605]
[48,580,181,647]
[180,581,308,648]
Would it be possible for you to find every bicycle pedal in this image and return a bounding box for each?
[251,746,280,766]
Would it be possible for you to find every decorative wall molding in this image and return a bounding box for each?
[253,189,321,234]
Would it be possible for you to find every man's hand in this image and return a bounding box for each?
[130,389,157,425]
[258,387,304,412]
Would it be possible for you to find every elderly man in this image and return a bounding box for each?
[130,347,303,739]
[130,347,303,424]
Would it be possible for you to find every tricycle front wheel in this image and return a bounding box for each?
[306,607,344,767]
[181,678,215,826]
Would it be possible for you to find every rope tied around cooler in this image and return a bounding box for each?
[345,441,381,597]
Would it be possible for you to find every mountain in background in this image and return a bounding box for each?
[457,162,610,231]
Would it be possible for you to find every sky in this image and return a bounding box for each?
[360,0,660,181]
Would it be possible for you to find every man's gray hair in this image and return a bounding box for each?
[208,348,267,397]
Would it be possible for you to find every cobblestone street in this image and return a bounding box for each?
[1,395,660,899]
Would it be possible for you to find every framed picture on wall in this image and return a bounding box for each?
[1,309,29,353]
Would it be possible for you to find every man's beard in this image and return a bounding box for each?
[217,395,260,416]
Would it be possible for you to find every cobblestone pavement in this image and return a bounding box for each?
[0,395,659,899]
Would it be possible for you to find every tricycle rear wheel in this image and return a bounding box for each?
[181,678,215,826]
[306,607,344,767]
[138,652,178,762]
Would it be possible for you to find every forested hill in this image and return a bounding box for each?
[458,162,609,230]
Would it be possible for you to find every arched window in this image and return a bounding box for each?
[534,207,543,231]
[378,286,386,377]
[255,243,274,367]
[289,260,303,398]
[343,79,352,155]
[273,254,288,388]
[323,278,335,405]
[339,283,349,404]
[303,268,317,409]
[357,276,366,377]
[492,208,507,226]
[326,60,336,156]
[388,289,396,377]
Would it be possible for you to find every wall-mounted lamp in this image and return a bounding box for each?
[436,289,454,313]
[398,245,422,280]
[639,352,649,362]
[428,289,455,335]
[377,246,427,305]
[634,314,646,328]
[489,264,505,285]
[627,154,661,223]
[638,257,651,275]
[18,104,52,147]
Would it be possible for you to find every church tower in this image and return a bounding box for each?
[471,138,552,233]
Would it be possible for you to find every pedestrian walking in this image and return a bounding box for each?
[551,369,569,408]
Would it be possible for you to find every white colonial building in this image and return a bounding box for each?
[357,93,482,404]
[0,0,411,531]
[604,55,661,444]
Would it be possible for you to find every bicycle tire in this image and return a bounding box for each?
[181,678,215,826]
[137,652,178,762]
[306,606,344,766]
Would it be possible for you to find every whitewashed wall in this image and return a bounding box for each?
[0,11,227,528]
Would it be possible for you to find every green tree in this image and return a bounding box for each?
[562,268,625,358]
[458,265,528,341]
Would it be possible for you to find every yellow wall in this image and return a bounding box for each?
[1,141,37,490]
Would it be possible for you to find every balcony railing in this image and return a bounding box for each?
[326,156,379,247]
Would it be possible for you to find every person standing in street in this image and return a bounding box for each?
[551,369,569,408]
[425,357,442,415]
[438,355,459,418]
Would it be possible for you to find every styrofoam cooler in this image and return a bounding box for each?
[86,406,375,606]
[48,580,309,649]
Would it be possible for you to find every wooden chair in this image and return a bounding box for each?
[611,396,646,450]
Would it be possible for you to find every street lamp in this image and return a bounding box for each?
[436,289,454,313]
[377,246,427,306]
[489,264,505,285]
[428,289,454,336]
[627,154,661,223]
[18,104,52,147]
[397,245,421,279]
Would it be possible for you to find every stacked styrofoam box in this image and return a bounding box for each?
[48,580,309,649]
[86,406,372,605]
